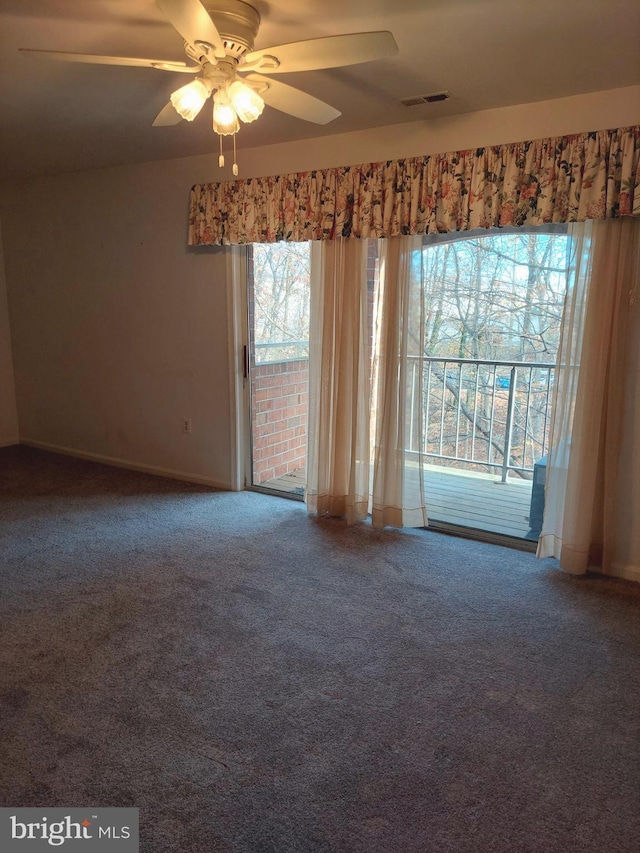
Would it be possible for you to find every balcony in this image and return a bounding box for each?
[253,351,554,540]
[251,342,309,488]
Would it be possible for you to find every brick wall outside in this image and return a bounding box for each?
[252,358,308,484]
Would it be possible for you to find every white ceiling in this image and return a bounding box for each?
[0,0,638,183]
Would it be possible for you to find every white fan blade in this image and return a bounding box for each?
[243,31,398,74]
[156,0,226,59]
[245,74,340,125]
[19,48,194,72]
[152,102,183,126]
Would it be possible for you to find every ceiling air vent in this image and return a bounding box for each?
[401,91,450,107]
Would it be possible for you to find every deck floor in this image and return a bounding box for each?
[414,465,533,538]
[259,464,535,540]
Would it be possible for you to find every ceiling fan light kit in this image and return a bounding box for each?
[20,0,399,176]
[227,79,264,123]
[170,77,213,120]
[213,88,240,134]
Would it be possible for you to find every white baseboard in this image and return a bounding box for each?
[20,438,231,491]
[0,434,19,448]
[607,562,640,584]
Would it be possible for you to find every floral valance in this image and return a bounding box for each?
[188,125,640,245]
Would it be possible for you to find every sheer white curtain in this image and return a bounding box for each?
[306,220,640,564]
[306,238,372,523]
[306,235,429,528]
[538,217,640,575]
[370,237,429,528]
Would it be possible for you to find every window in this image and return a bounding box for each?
[248,242,311,493]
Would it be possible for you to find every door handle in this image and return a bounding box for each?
[243,344,249,380]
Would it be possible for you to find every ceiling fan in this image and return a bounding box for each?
[20,0,398,174]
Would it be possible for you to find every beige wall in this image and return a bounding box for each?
[612,274,640,582]
[0,223,18,446]
[1,161,233,486]
[198,84,640,182]
[1,85,639,491]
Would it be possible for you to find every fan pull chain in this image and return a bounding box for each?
[218,135,224,168]
[232,133,238,176]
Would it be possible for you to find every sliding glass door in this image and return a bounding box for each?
[246,242,311,497]
[241,227,569,543]
[404,227,569,540]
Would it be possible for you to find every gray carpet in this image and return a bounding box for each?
[1,445,639,853]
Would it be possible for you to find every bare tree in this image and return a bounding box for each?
[251,242,310,360]
[415,231,569,475]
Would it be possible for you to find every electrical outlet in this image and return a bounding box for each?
[183,417,192,434]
